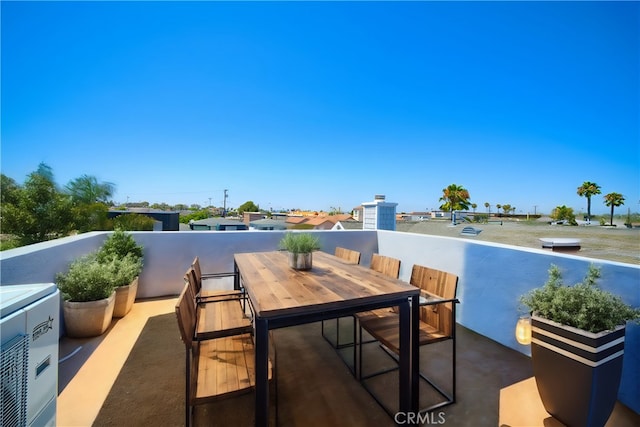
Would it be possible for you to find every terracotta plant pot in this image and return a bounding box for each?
[63,292,115,338]
[113,276,138,318]
[288,252,312,270]
[531,315,625,427]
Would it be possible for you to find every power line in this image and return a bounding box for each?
[118,189,228,197]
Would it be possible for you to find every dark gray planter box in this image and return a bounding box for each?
[531,315,625,427]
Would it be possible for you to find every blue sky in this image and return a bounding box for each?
[2,1,638,215]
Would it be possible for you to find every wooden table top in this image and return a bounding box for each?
[234,251,419,319]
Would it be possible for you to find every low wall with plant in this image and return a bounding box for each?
[0,230,379,298]
[377,229,640,414]
[129,229,378,297]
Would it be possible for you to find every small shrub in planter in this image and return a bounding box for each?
[97,229,144,317]
[520,264,639,333]
[519,264,640,427]
[56,254,117,338]
[56,254,116,303]
[105,255,143,287]
[278,232,321,270]
[278,232,320,254]
[96,229,143,264]
[56,229,145,335]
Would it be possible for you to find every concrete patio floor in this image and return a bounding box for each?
[57,297,639,426]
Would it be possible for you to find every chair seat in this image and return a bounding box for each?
[359,313,450,354]
[193,333,273,404]
[196,299,253,340]
[354,308,394,323]
[199,288,244,302]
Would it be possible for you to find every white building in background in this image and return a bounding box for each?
[362,195,398,231]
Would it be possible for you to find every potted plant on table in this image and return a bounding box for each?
[278,232,321,270]
[96,229,143,317]
[56,254,117,338]
[519,264,640,427]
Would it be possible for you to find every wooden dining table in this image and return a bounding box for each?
[234,250,420,426]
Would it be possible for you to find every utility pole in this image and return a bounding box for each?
[223,189,228,217]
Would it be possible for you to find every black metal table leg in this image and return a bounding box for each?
[254,317,269,427]
[233,261,240,291]
[398,296,419,415]
[411,295,420,411]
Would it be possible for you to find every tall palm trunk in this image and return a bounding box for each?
[610,205,615,226]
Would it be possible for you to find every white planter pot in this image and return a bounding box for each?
[113,277,139,318]
[63,292,115,338]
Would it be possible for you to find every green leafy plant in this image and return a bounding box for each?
[473,213,488,223]
[110,214,155,231]
[520,264,640,333]
[96,229,143,287]
[97,229,143,263]
[550,205,577,225]
[106,255,143,287]
[0,237,20,251]
[57,230,143,300]
[179,209,210,224]
[278,232,321,254]
[56,254,116,302]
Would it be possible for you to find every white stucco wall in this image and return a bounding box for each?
[0,230,379,299]
[0,232,107,286]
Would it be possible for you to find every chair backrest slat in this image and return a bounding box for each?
[175,284,196,348]
[335,247,361,264]
[370,254,401,279]
[410,264,458,336]
[185,267,200,300]
[190,258,203,292]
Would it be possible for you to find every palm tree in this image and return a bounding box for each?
[603,192,625,226]
[35,162,56,183]
[471,203,477,213]
[577,181,601,222]
[439,184,470,224]
[66,175,115,204]
[484,202,490,214]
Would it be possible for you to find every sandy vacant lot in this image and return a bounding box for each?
[396,218,640,265]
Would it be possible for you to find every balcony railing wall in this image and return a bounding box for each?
[377,229,639,414]
[1,229,638,413]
